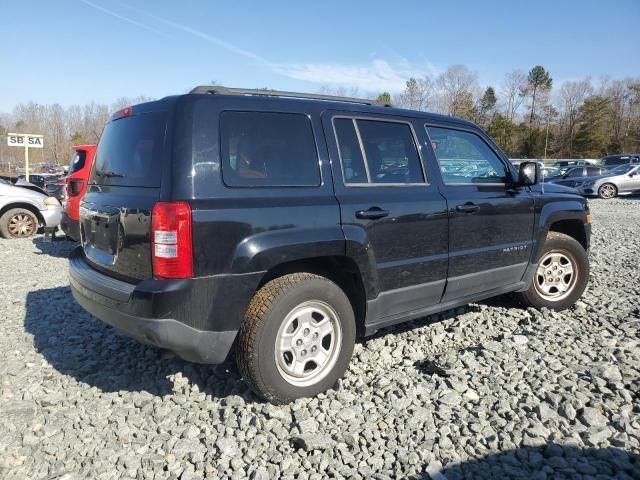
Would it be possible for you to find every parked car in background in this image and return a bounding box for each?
[13,177,48,196]
[69,87,591,403]
[574,164,640,199]
[0,181,62,238]
[16,173,57,189]
[541,166,561,177]
[544,165,609,188]
[61,145,96,240]
[597,153,640,168]
[553,160,587,168]
[44,178,67,203]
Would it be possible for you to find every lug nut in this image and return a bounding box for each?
[311,346,317,353]
[312,332,319,340]
[303,328,310,336]
[296,339,303,346]
[301,349,307,356]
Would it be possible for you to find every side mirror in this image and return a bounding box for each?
[516,161,540,186]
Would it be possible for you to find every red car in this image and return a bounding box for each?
[61,144,96,240]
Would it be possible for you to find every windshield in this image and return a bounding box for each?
[91,112,167,187]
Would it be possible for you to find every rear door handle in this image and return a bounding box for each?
[455,202,480,214]
[356,207,389,220]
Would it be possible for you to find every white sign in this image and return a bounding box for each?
[7,134,44,149]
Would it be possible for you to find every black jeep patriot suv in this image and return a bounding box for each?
[70,86,591,403]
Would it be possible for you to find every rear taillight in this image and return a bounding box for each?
[67,179,85,197]
[151,202,193,279]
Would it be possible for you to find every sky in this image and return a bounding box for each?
[1,0,639,110]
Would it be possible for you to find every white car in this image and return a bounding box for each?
[0,180,62,238]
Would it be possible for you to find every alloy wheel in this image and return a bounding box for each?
[599,183,616,199]
[534,251,577,301]
[275,300,342,387]
[8,213,36,238]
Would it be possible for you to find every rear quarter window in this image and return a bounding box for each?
[69,151,86,174]
[220,111,320,187]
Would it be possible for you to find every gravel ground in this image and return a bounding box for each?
[1,199,639,480]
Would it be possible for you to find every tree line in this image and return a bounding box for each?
[1,65,639,173]
[327,65,640,159]
[0,97,151,173]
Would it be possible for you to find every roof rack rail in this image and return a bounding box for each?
[189,85,392,107]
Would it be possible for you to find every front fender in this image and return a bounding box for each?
[517,196,590,292]
[536,198,589,260]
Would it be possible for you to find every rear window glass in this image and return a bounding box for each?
[69,150,86,175]
[92,112,167,187]
[220,111,320,187]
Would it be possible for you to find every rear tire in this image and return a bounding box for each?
[516,232,588,311]
[598,183,617,199]
[236,273,356,404]
[0,208,39,239]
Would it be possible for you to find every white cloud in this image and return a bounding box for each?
[275,59,436,92]
[84,1,438,93]
[79,0,166,36]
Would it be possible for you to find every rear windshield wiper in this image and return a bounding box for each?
[95,170,125,178]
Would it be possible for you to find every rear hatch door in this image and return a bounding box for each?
[80,108,169,282]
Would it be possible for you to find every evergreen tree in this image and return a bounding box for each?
[574,96,611,157]
[487,113,516,154]
[476,86,497,126]
[527,66,552,126]
[377,92,392,104]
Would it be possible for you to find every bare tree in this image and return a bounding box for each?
[500,70,528,122]
[83,102,110,144]
[110,96,155,113]
[436,65,478,118]
[394,76,435,111]
[557,79,593,156]
[45,104,69,164]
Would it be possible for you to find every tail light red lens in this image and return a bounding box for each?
[151,202,193,279]
[67,179,85,197]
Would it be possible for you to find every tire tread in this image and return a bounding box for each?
[236,272,328,404]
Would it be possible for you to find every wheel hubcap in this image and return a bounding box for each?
[600,184,615,198]
[534,251,577,301]
[8,214,35,237]
[275,300,342,387]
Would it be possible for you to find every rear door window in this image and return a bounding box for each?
[334,117,425,185]
[92,112,167,187]
[220,111,320,187]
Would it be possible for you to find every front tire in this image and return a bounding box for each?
[598,183,617,199]
[0,208,38,239]
[516,232,589,311]
[236,273,356,404]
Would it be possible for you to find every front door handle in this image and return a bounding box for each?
[356,207,389,220]
[455,202,480,214]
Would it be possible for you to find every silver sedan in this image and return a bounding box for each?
[0,181,62,238]
[574,164,640,199]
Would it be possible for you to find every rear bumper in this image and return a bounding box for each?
[60,213,79,240]
[69,247,263,364]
